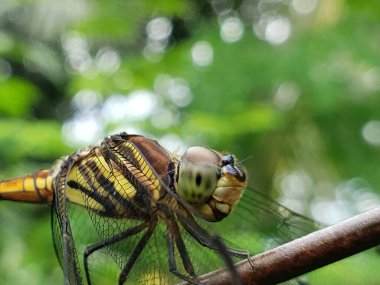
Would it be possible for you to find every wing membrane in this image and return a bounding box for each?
[52,160,83,285]
[215,187,322,254]
[62,141,174,284]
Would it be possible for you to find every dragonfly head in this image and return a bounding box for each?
[177,146,247,222]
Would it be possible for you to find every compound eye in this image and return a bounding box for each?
[222,155,234,166]
[182,147,221,165]
[177,162,219,203]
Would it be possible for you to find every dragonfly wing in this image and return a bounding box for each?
[52,160,83,285]
[214,187,323,255]
[64,143,173,284]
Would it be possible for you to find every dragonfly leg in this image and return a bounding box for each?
[178,212,250,259]
[168,232,205,285]
[118,218,158,285]
[166,215,205,284]
[176,213,244,284]
[83,221,149,285]
[211,235,243,285]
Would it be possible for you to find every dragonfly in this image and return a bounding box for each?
[0,132,320,285]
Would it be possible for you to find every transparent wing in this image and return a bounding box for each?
[67,148,145,283]
[52,161,84,285]
[214,186,323,256]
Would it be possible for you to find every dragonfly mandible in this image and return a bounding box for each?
[0,132,320,285]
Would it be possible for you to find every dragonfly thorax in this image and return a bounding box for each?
[177,146,247,222]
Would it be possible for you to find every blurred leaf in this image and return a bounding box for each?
[0,119,71,165]
[184,105,281,137]
[0,79,40,117]
[74,0,191,41]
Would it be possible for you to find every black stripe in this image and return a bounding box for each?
[67,179,116,217]
[85,160,138,210]
[101,144,152,216]
[82,158,144,219]
[76,163,119,217]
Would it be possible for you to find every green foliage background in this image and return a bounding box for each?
[0,0,380,284]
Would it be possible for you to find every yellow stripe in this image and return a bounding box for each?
[111,164,137,200]
[66,164,106,212]
[23,177,36,192]
[94,148,111,172]
[0,170,53,203]
[35,177,46,189]
[46,175,53,192]
[113,142,161,201]
[66,186,106,213]
[65,149,138,213]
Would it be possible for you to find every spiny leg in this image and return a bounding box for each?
[178,212,250,259]
[166,217,202,284]
[118,219,157,285]
[212,235,243,285]
[83,222,148,285]
[176,213,244,284]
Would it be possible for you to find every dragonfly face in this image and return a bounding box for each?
[0,132,320,285]
[177,147,247,222]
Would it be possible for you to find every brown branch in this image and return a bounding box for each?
[178,206,380,285]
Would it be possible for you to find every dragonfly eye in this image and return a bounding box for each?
[177,161,220,204]
[178,147,221,204]
[181,146,221,165]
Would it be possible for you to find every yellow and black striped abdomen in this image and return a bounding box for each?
[0,169,54,204]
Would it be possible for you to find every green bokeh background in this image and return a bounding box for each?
[0,0,380,284]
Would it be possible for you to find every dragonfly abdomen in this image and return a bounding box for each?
[0,169,54,204]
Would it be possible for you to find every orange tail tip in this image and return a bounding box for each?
[0,169,54,204]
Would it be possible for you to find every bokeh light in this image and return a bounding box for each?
[62,113,103,146]
[276,170,313,214]
[146,17,172,41]
[144,17,172,62]
[154,74,193,107]
[211,0,234,15]
[61,32,92,73]
[264,16,292,45]
[362,120,380,146]
[273,82,300,110]
[101,91,158,123]
[291,0,318,15]
[311,178,379,225]
[220,16,245,43]
[95,47,121,74]
[361,67,380,92]
[254,14,292,45]
[191,41,213,67]
[151,108,178,130]
[72,89,102,112]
